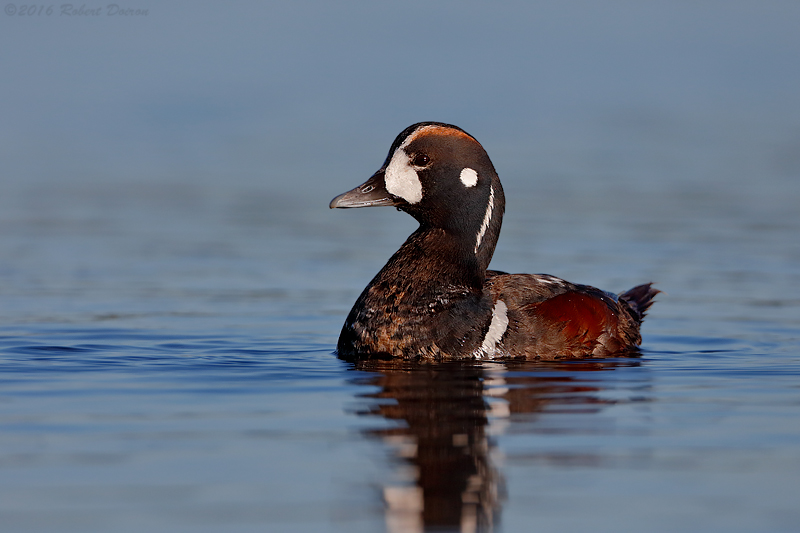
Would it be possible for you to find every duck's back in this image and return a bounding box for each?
[484,272,658,359]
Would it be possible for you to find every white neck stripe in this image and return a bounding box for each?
[474,185,494,253]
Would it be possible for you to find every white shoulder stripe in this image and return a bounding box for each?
[477,300,508,358]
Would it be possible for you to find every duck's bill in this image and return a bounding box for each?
[329,171,398,209]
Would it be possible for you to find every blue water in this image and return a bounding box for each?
[2,145,799,532]
[3,3,800,532]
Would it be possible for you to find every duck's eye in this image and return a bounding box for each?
[411,153,430,167]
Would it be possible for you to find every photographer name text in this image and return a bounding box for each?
[5,4,148,16]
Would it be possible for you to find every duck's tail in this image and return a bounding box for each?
[619,283,660,325]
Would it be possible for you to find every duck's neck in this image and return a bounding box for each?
[376,226,487,294]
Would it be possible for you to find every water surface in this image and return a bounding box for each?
[1,142,799,532]
[2,3,800,531]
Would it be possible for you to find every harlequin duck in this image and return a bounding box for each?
[330,122,658,361]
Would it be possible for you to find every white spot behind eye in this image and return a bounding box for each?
[384,148,423,204]
[460,167,478,187]
[474,185,494,253]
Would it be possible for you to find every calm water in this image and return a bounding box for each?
[3,3,800,531]
[2,117,799,533]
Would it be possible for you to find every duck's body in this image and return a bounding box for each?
[331,122,657,361]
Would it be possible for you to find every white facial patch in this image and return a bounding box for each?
[384,148,423,204]
[477,300,508,358]
[474,185,495,253]
[459,167,478,187]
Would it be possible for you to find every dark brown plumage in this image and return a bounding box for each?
[330,122,658,361]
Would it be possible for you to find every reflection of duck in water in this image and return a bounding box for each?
[331,122,658,361]
[352,359,640,533]
[354,361,503,532]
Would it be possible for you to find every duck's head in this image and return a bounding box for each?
[331,122,505,270]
